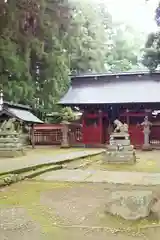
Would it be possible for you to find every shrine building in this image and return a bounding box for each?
[60,71,160,148]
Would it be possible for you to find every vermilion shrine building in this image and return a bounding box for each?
[60,72,160,148]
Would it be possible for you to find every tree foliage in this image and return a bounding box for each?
[105,24,144,73]
[0,0,143,118]
[143,2,160,71]
[65,0,112,74]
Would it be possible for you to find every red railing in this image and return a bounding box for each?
[32,123,82,146]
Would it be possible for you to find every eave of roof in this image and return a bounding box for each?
[70,70,157,78]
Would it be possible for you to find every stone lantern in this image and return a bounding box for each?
[61,120,70,148]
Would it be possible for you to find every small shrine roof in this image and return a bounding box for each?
[0,102,43,124]
[60,71,160,105]
[3,101,31,110]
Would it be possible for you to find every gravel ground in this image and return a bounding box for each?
[0,181,160,240]
[0,207,43,240]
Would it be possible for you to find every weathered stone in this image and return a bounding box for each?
[151,200,160,220]
[104,125,136,164]
[0,134,25,157]
[110,133,131,146]
[142,144,153,151]
[105,151,136,164]
[0,118,25,157]
[105,190,154,220]
[61,122,70,148]
[107,145,134,152]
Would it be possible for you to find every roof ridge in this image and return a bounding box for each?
[4,101,31,110]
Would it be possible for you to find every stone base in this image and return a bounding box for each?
[110,139,131,146]
[107,145,134,152]
[61,144,70,148]
[110,133,131,146]
[103,150,136,164]
[0,149,25,158]
[142,144,153,151]
[110,133,130,139]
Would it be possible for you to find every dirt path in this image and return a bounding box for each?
[0,181,160,239]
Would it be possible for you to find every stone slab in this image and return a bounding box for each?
[37,169,160,186]
[0,149,105,174]
[37,169,93,182]
[85,171,160,185]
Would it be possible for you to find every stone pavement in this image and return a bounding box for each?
[0,149,104,174]
[37,169,160,186]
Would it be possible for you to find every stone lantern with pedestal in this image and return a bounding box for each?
[141,116,152,151]
[60,120,70,148]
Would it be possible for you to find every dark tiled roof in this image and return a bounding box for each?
[60,72,160,105]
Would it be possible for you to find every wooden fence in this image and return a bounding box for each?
[32,123,82,146]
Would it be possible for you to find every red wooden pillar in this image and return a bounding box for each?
[126,109,130,125]
[31,124,35,149]
[99,110,103,144]
[81,111,85,144]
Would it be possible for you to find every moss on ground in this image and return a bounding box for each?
[84,151,160,173]
[0,181,71,238]
[0,181,160,236]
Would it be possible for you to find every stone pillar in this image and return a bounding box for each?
[0,89,3,111]
[142,132,152,150]
[61,121,70,148]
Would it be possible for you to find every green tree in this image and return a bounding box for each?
[143,2,160,71]
[65,0,112,74]
[105,24,144,73]
[0,0,145,119]
[0,0,71,113]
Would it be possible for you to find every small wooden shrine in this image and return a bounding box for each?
[60,71,160,148]
[0,90,43,151]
